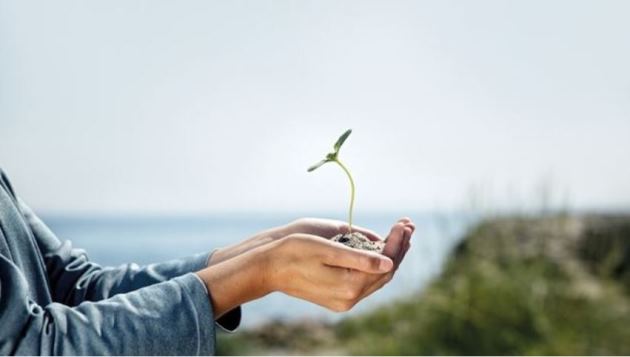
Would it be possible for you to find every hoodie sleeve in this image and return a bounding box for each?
[0,253,218,355]
[16,199,241,333]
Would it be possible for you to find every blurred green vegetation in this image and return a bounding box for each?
[218,215,630,355]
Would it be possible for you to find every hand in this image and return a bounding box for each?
[197,232,394,317]
[264,233,395,312]
[273,218,415,309]
[208,217,408,266]
[286,217,415,270]
[352,218,414,303]
[196,218,415,317]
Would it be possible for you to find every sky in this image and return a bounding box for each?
[1,0,629,215]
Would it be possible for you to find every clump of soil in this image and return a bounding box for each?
[331,232,385,253]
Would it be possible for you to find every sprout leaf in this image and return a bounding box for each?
[307,159,330,172]
[306,128,356,231]
[333,129,352,153]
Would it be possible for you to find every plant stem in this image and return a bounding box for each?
[334,159,355,233]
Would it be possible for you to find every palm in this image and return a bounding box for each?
[287,217,414,268]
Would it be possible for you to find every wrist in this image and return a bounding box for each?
[197,243,274,318]
[207,228,285,266]
[258,239,282,293]
[207,247,227,266]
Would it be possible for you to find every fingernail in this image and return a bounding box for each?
[379,258,393,272]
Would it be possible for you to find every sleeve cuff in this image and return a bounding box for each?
[173,273,218,355]
[191,272,242,332]
[187,250,214,272]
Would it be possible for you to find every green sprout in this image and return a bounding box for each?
[307,129,356,232]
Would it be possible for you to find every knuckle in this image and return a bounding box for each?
[285,232,301,240]
[365,256,380,270]
[341,300,355,311]
[284,233,308,246]
[343,287,360,300]
[276,236,294,250]
[276,234,307,254]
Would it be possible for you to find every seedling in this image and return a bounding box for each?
[307,129,356,232]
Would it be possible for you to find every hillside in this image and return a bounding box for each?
[217,215,630,355]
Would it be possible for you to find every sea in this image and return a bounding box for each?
[42,212,476,328]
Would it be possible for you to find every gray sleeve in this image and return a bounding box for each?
[0,254,218,355]
[17,198,241,332]
[18,199,210,303]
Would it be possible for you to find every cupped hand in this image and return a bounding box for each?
[209,217,412,266]
[268,217,415,312]
[266,233,394,312]
[289,217,415,269]
[198,217,415,316]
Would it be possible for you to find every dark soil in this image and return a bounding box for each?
[331,232,385,253]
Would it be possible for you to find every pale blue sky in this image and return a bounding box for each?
[1,0,629,214]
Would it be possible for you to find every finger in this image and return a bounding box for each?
[297,218,383,242]
[392,226,412,269]
[398,217,415,233]
[282,282,348,312]
[300,259,349,285]
[328,267,378,301]
[354,228,412,302]
[320,241,393,273]
[291,218,342,238]
[284,263,356,297]
[382,223,405,262]
[404,222,416,234]
[291,267,372,312]
[323,269,384,308]
[357,271,394,301]
[395,227,412,269]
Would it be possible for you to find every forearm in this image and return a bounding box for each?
[197,243,273,318]
[1,256,217,355]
